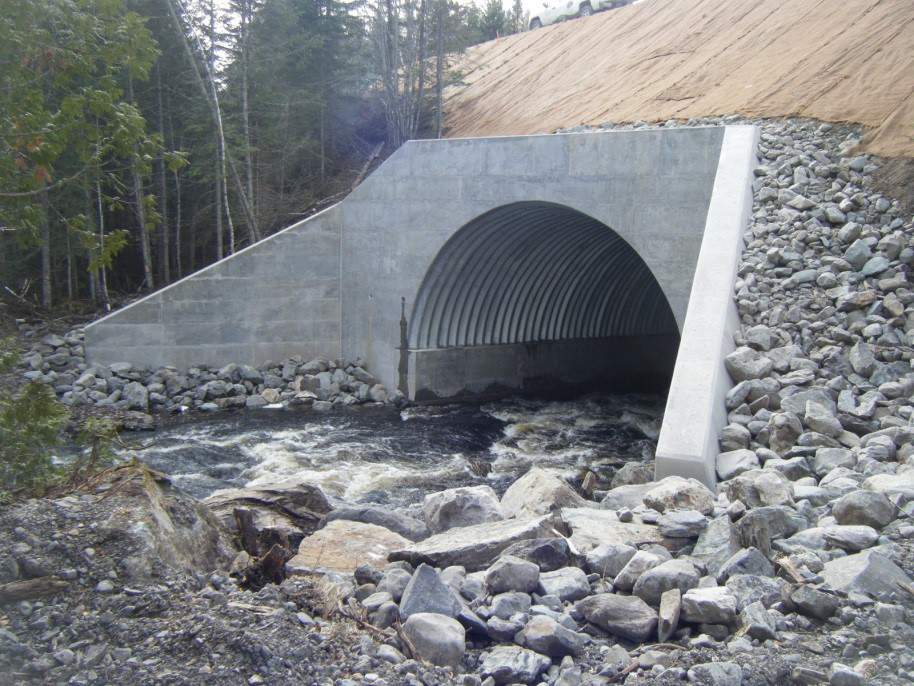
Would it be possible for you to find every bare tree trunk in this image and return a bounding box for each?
[165,0,254,240]
[240,0,258,241]
[95,178,110,308]
[412,0,428,136]
[65,228,73,301]
[40,206,51,309]
[128,76,155,290]
[84,185,98,303]
[215,142,223,260]
[173,168,182,277]
[156,69,170,285]
[168,98,182,278]
[435,0,445,138]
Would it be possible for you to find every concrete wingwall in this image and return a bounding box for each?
[85,205,343,370]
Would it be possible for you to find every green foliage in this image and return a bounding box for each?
[0,339,70,499]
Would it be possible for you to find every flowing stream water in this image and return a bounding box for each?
[119,392,664,514]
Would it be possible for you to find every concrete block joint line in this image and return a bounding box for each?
[85,126,759,487]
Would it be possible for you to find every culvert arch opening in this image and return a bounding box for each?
[406,202,681,400]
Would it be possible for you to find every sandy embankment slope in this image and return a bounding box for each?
[443,0,914,157]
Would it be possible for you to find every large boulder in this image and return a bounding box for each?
[863,473,914,505]
[501,468,587,517]
[399,563,463,620]
[287,520,409,575]
[401,613,465,668]
[584,542,637,578]
[500,538,571,572]
[485,555,540,594]
[319,505,428,541]
[423,485,506,534]
[600,483,654,511]
[480,646,551,685]
[643,477,715,516]
[821,549,913,596]
[522,615,584,657]
[388,515,554,572]
[559,508,666,554]
[680,587,738,625]
[536,567,591,602]
[831,490,897,529]
[204,478,333,556]
[632,559,701,606]
[577,594,658,642]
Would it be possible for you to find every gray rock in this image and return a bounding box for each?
[388,515,554,572]
[658,588,681,642]
[822,525,879,552]
[490,591,531,620]
[741,600,777,640]
[485,555,540,594]
[725,574,785,611]
[577,593,658,642]
[717,547,774,582]
[398,564,463,620]
[791,585,840,619]
[501,538,571,573]
[716,449,760,480]
[401,612,465,668]
[725,347,773,382]
[600,483,654,511]
[642,477,715,515]
[376,568,412,601]
[681,587,737,625]
[613,550,662,592]
[423,485,506,534]
[844,239,872,271]
[536,567,591,602]
[805,401,843,438]
[124,381,149,410]
[632,559,700,606]
[486,614,525,642]
[691,515,739,578]
[480,646,551,685]
[831,490,896,529]
[689,661,742,686]
[584,541,637,577]
[522,615,584,657]
[500,467,586,517]
[812,448,855,477]
[320,505,429,542]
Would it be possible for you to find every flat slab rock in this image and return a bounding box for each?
[387,515,555,572]
[820,549,912,596]
[560,507,667,553]
[287,520,409,575]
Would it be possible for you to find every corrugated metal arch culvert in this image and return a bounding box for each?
[408,202,679,349]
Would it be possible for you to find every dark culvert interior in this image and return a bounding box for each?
[407,202,681,401]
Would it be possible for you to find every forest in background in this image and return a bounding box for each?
[0,0,528,313]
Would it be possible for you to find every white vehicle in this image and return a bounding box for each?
[529,0,634,29]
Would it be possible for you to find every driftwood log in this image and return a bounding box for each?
[0,577,69,605]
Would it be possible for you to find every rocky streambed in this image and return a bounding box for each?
[2,115,914,686]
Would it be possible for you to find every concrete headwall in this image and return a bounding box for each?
[341,127,726,392]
